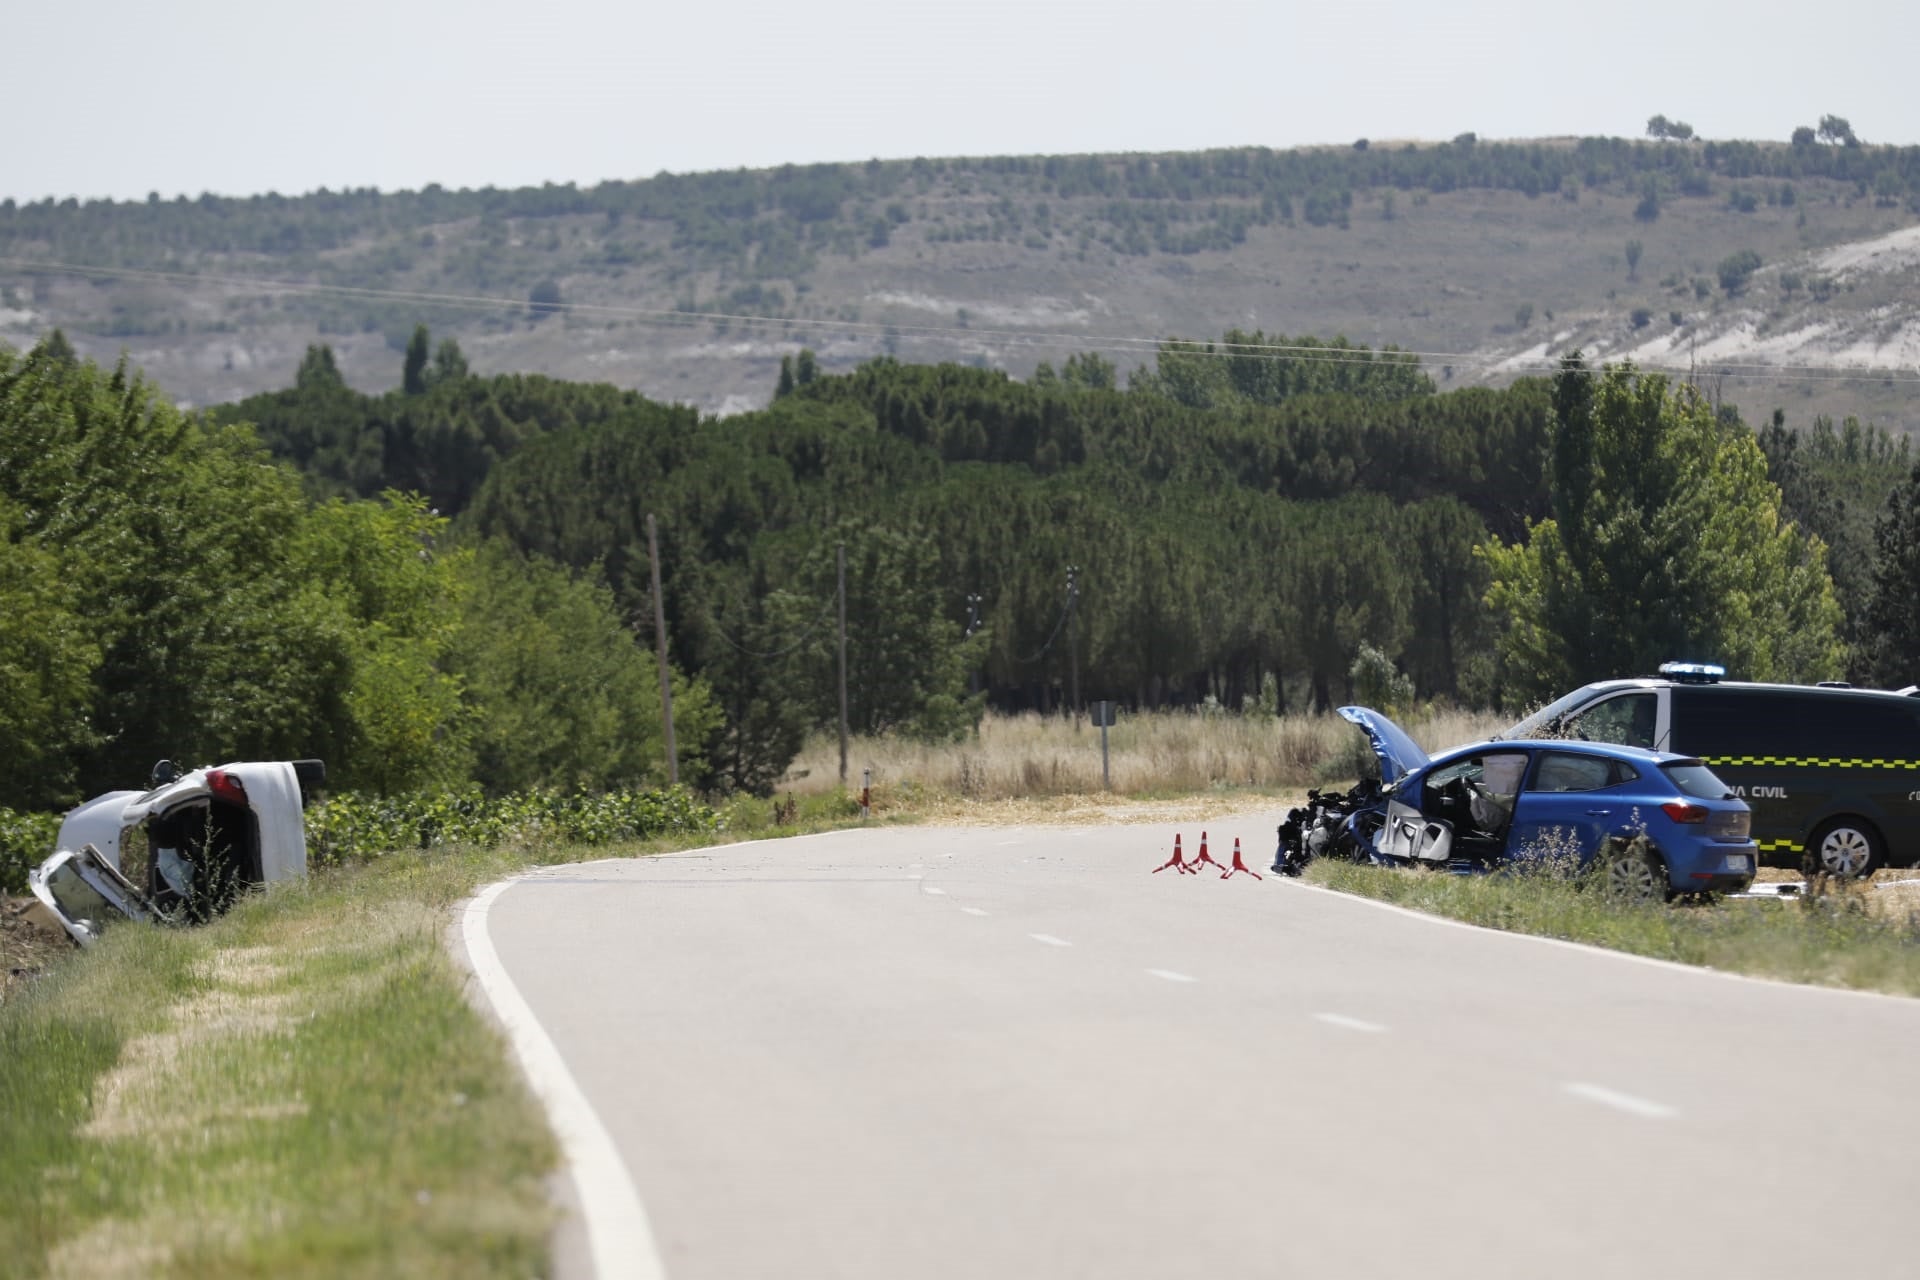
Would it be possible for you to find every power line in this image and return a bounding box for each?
[698,592,835,660]
[1016,585,1077,665]
[5,253,1920,387]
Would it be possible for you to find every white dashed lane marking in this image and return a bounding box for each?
[960,907,990,917]
[1314,1013,1387,1034]
[1563,1082,1676,1119]
[1029,933,1072,947]
[922,886,947,895]
[1146,969,1197,983]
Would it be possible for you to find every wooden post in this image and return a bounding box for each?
[1096,700,1114,789]
[646,514,678,786]
[837,542,849,785]
[1067,565,1080,726]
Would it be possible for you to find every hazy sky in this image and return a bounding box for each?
[9,0,1918,203]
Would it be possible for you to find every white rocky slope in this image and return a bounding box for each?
[1481,223,1920,395]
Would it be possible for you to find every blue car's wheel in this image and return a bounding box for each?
[1600,839,1668,903]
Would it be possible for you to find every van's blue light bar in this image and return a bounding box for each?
[1659,661,1725,683]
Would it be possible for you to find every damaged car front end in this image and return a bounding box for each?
[1274,708,1757,899]
[27,759,325,946]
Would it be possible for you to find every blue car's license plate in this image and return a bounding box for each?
[1723,854,1752,873]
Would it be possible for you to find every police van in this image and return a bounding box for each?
[1501,664,1920,876]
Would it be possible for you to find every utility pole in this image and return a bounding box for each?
[1066,565,1081,725]
[645,514,678,786]
[837,542,849,785]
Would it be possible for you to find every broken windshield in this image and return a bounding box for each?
[44,860,118,939]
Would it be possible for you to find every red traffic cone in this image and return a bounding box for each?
[1153,832,1194,874]
[1222,836,1263,880]
[1190,829,1225,872]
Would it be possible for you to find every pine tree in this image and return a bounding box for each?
[1865,464,1920,686]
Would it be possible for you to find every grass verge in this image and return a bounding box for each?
[0,845,557,1278]
[0,785,981,1278]
[1305,860,1920,998]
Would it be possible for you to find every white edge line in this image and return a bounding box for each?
[462,879,667,1280]
[1146,968,1197,983]
[1314,1012,1386,1033]
[1028,933,1072,947]
[1563,1081,1676,1119]
[1278,878,1920,1006]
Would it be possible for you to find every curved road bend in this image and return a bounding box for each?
[474,823,1920,1279]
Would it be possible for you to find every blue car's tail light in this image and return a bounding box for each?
[1708,810,1751,840]
[1661,801,1709,824]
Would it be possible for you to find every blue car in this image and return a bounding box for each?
[1276,707,1758,898]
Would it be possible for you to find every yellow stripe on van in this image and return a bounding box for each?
[1753,838,1803,854]
[1699,755,1920,769]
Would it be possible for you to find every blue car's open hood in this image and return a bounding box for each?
[1338,707,1432,785]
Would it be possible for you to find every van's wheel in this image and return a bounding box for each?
[1805,818,1882,879]
[1600,840,1669,902]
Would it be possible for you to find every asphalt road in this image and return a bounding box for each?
[474,821,1920,1279]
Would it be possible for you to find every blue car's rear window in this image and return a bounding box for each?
[1662,761,1734,799]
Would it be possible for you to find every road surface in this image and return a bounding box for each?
[467,821,1920,1279]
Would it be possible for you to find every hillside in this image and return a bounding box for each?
[3,135,1919,427]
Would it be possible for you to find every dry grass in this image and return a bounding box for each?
[780,707,1505,805]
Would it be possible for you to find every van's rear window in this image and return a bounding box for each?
[1662,762,1734,799]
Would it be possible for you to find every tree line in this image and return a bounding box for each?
[7,329,1917,811]
[0,336,711,812]
[8,133,1918,294]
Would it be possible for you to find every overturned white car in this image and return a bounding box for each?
[26,759,325,947]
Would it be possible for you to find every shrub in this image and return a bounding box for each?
[1718,250,1762,294]
[0,808,61,895]
[305,786,720,863]
[1349,643,1415,715]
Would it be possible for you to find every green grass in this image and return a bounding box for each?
[0,790,880,1278]
[0,846,554,1277]
[1306,860,1920,996]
